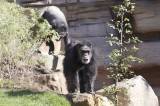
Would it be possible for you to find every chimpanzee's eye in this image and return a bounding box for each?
[81,50,89,54]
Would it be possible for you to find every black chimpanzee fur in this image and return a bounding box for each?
[41,6,97,93]
[64,41,97,93]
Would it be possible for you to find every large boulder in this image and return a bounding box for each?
[31,72,68,94]
[97,76,159,106]
[117,76,159,106]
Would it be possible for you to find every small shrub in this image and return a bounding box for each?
[106,0,143,105]
[0,0,58,87]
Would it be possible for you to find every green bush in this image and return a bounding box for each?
[0,1,32,63]
[106,0,143,105]
[0,0,58,86]
[0,1,57,64]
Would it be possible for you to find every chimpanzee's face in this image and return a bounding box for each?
[78,45,92,64]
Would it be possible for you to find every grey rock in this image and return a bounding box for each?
[117,76,159,106]
[97,76,159,106]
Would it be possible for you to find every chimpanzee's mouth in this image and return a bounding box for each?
[84,59,88,61]
[83,58,89,62]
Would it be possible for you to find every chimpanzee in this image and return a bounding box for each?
[41,6,73,53]
[64,41,97,93]
[41,6,74,49]
[41,6,68,37]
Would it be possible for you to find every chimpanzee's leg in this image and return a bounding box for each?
[79,70,85,93]
[84,69,96,93]
[73,71,80,93]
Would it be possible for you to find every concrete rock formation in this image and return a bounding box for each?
[32,72,68,94]
[68,93,113,106]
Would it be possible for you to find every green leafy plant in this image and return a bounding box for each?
[0,0,58,87]
[106,0,143,105]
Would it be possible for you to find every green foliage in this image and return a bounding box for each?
[104,86,128,104]
[0,89,71,106]
[104,86,119,102]
[0,0,58,87]
[30,18,59,42]
[106,0,143,81]
[0,1,57,69]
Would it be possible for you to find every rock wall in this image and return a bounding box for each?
[133,2,160,101]
[135,0,160,34]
